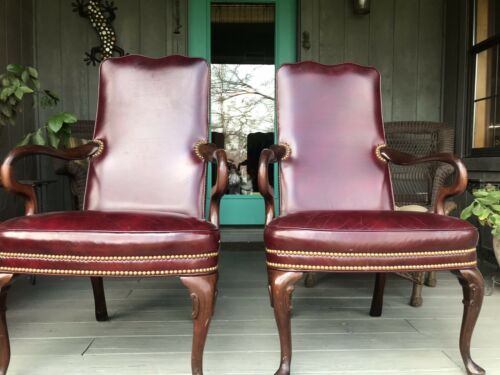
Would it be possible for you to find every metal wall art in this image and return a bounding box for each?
[72,0,125,66]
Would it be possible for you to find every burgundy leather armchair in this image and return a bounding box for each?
[259,62,484,375]
[0,55,228,375]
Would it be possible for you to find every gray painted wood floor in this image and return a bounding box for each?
[5,246,500,374]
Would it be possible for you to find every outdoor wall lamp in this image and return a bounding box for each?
[353,0,370,15]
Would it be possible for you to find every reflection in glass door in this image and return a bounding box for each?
[211,3,275,224]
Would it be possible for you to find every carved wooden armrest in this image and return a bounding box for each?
[258,143,290,225]
[194,141,228,228]
[0,141,103,215]
[378,145,467,215]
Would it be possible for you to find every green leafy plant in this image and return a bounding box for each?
[0,64,77,148]
[461,184,500,238]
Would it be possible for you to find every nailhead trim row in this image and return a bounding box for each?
[375,143,387,162]
[0,251,218,262]
[0,266,218,277]
[91,139,105,159]
[193,139,208,161]
[280,143,292,161]
[266,248,476,258]
[266,261,477,271]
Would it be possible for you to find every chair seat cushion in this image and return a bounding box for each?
[265,210,478,272]
[0,211,219,277]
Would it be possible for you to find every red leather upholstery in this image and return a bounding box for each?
[0,211,218,276]
[277,62,394,215]
[267,62,478,273]
[265,210,478,272]
[85,55,209,218]
[0,55,218,277]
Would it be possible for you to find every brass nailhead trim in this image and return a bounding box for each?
[375,143,387,163]
[266,261,477,271]
[0,266,218,277]
[280,143,292,161]
[193,139,208,161]
[91,139,105,159]
[0,251,218,262]
[266,248,476,258]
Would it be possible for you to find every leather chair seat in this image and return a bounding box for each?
[265,210,478,272]
[0,211,219,277]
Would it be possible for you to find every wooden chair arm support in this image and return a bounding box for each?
[379,146,468,215]
[258,144,288,225]
[0,142,102,215]
[198,144,228,228]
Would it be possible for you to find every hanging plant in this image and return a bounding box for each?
[0,64,77,149]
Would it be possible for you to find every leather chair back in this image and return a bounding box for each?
[277,62,394,215]
[84,55,209,218]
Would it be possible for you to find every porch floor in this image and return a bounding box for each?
[5,245,500,374]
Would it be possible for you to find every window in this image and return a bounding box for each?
[470,0,500,152]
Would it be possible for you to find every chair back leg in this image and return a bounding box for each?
[455,268,486,375]
[180,272,218,375]
[370,273,386,317]
[268,269,303,375]
[0,274,13,375]
[90,277,109,322]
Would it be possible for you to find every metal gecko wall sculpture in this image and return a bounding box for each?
[72,0,125,66]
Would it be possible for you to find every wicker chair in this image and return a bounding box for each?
[55,120,95,210]
[304,121,457,308]
[385,121,456,306]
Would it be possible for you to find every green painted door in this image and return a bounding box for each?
[188,0,296,225]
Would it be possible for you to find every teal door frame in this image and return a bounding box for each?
[188,0,297,225]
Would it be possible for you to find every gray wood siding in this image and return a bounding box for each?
[32,0,188,212]
[0,0,36,220]
[300,0,445,123]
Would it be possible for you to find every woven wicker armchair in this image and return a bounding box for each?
[55,120,95,210]
[385,121,456,306]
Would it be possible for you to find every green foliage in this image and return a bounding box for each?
[461,184,500,238]
[0,64,77,149]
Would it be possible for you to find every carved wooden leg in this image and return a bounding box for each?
[90,277,109,322]
[369,273,386,317]
[268,269,303,375]
[425,271,437,287]
[410,272,425,307]
[454,268,485,375]
[0,274,14,375]
[304,272,317,288]
[180,273,217,375]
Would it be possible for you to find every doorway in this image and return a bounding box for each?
[188,0,296,225]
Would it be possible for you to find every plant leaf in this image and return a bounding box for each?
[61,112,77,124]
[47,114,64,133]
[460,204,473,220]
[47,129,60,149]
[6,64,23,75]
[17,133,32,146]
[27,67,38,79]
[32,128,46,145]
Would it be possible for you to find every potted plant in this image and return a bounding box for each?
[461,184,500,266]
[0,63,77,148]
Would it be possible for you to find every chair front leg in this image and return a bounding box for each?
[410,272,425,307]
[455,268,485,375]
[0,274,14,375]
[268,269,303,375]
[90,277,109,322]
[180,273,217,375]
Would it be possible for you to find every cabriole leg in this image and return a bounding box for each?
[90,277,109,322]
[268,269,303,375]
[410,272,425,307]
[180,273,217,375]
[0,274,14,375]
[455,268,485,375]
[370,273,386,317]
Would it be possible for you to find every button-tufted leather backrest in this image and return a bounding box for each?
[277,62,394,215]
[84,55,209,218]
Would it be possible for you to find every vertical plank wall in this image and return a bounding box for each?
[300,0,445,123]
[0,0,36,220]
[33,0,188,212]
